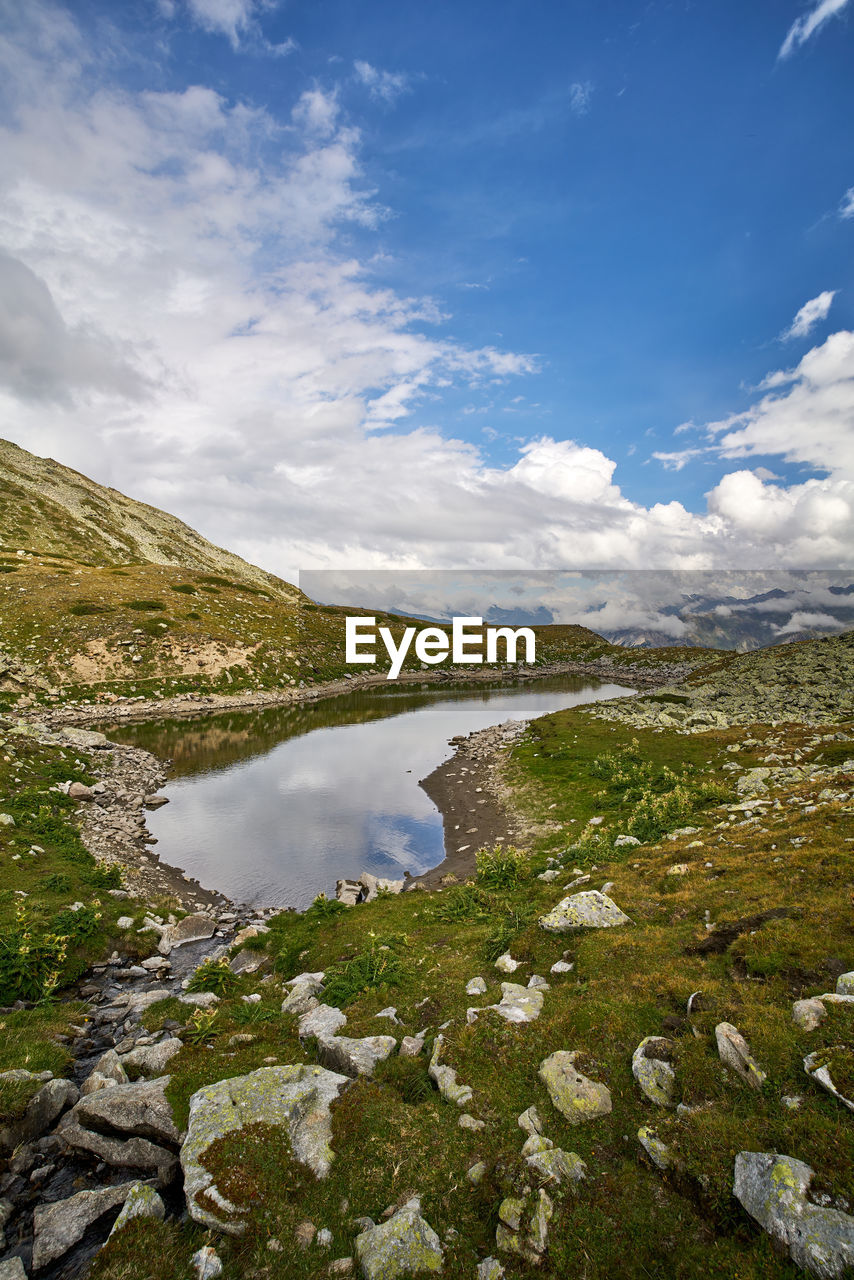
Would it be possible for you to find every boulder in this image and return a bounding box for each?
[476,1260,504,1280]
[631,1037,677,1108]
[836,972,854,997]
[336,880,362,907]
[158,913,217,954]
[68,782,95,800]
[316,1035,397,1078]
[466,977,487,996]
[494,954,521,973]
[231,924,269,947]
[299,1004,347,1040]
[358,872,404,902]
[496,1189,553,1263]
[539,890,632,933]
[121,1038,182,1077]
[517,1105,542,1136]
[61,727,109,750]
[92,1050,129,1085]
[229,949,271,976]
[715,1023,767,1090]
[192,1246,223,1279]
[32,1185,131,1269]
[73,1077,179,1146]
[0,1259,26,1280]
[638,1127,674,1171]
[181,1065,350,1233]
[0,1078,79,1155]
[734,1152,854,1278]
[538,1051,611,1124]
[60,1122,178,1182]
[793,998,827,1032]
[109,1182,166,1236]
[354,1197,443,1278]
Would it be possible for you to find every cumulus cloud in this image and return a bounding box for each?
[778,0,852,58]
[774,610,849,634]
[781,290,836,340]
[839,187,854,219]
[0,3,852,581]
[354,60,411,104]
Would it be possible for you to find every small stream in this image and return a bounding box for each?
[102,675,634,908]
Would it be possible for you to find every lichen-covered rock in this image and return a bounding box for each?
[638,1127,673,1171]
[354,1197,443,1278]
[91,1049,129,1085]
[525,1145,587,1189]
[429,1036,473,1108]
[734,1152,854,1278]
[517,1105,542,1136]
[492,982,544,1024]
[804,1049,854,1113]
[317,1034,397,1078]
[494,953,521,973]
[73,1076,179,1145]
[282,977,324,1016]
[538,1051,611,1123]
[181,1065,350,1233]
[109,1182,166,1236]
[0,1258,26,1280]
[466,976,487,995]
[496,1189,553,1262]
[715,1023,767,1090]
[539,890,632,933]
[632,1037,677,1108]
[793,999,827,1032]
[476,1259,504,1279]
[33,1185,132,1269]
[836,972,854,997]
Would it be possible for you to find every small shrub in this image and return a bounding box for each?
[187,957,237,996]
[52,903,102,943]
[0,902,69,1003]
[124,600,166,611]
[429,884,493,923]
[322,932,406,1008]
[184,1007,218,1045]
[476,845,529,889]
[305,893,347,921]
[44,873,72,893]
[170,584,197,595]
[69,602,113,616]
[85,861,123,890]
[483,906,536,962]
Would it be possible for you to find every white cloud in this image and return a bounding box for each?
[569,82,593,115]
[781,289,836,340]
[354,60,411,105]
[652,448,707,471]
[774,609,849,634]
[779,0,852,58]
[839,186,854,219]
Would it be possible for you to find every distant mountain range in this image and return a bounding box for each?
[600,585,854,651]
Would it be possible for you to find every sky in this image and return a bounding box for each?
[0,0,853,581]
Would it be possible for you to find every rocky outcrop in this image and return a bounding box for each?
[32,1184,133,1270]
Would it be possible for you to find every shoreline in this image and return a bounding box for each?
[19,659,683,912]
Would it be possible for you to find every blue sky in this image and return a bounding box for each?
[0,0,852,576]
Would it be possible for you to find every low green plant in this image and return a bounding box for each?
[187,957,237,996]
[321,931,406,1007]
[68,601,113,616]
[85,860,123,889]
[124,599,166,611]
[429,884,493,922]
[0,901,69,1004]
[184,1007,218,1045]
[482,905,536,962]
[170,584,198,595]
[475,844,529,889]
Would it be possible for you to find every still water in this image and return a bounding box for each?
[103,676,634,908]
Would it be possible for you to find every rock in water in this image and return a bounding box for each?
[354,1198,443,1278]
[538,1051,611,1123]
[33,1185,132,1269]
[715,1023,767,1089]
[539,890,632,933]
[181,1065,350,1233]
[158,913,217,955]
[109,1182,166,1236]
[631,1037,677,1107]
[734,1152,854,1278]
